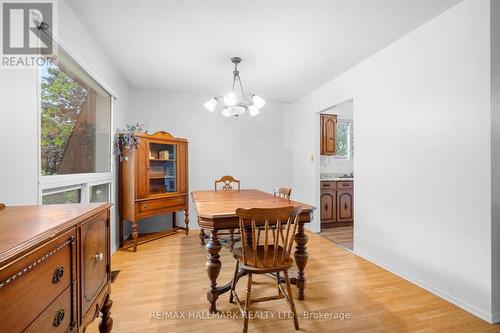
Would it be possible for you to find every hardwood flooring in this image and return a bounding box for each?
[86,231,499,333]
[320,226,353,250]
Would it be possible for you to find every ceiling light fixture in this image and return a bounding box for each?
[204,57,266,117]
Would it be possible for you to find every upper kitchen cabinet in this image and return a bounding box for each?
[320,114,337,155]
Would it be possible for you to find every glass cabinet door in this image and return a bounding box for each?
[148,142,177,195]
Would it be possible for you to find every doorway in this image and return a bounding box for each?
[318,99,354,250]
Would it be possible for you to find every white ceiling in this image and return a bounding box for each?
[67,0,461,102]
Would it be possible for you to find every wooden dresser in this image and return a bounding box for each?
[0,203,113,333]
[119,131,189,251]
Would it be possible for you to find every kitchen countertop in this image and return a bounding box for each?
[321,177,354,181]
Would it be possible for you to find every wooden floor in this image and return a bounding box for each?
[87,231,499,333]
[320,226,353,250]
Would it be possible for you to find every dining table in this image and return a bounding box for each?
[191,189,316,313]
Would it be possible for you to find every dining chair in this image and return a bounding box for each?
[274,187,292,200]
[199,176,242,246]
[230,206,302,333]
[256,187,293,242]
[214,175,241,191]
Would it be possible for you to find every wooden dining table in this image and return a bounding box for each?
[191,189,316,313]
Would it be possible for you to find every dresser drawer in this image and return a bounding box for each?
[0,229,75,333]
[321,181,337,189]
[137,196,186,215]
[24,286,72,333]
[337,181,353,189]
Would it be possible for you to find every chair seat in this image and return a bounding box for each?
[232,245,294,271]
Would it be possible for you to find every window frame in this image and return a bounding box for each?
[333,118,354,161]
[37,34,116,207]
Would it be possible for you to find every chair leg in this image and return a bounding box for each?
[276,271,281,295]
[199,228,206,245]
[243,273,253,333]
[229,229,235,251]
[284,270,299,330]
[229,261,239,304]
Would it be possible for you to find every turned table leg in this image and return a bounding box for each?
[294,221,309,300]
[99,294,113,333]
[206,230,222,313]
[199,227,206,245]
[184,209,189,235]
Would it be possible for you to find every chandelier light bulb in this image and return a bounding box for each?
[252,94,266,109]
[221,107,231,117]
[203,98,218,112]
[224,92,237,106]
[249,105,260,117]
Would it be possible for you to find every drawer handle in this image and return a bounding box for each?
[143,204,148,209]
[53,309,65,327]
[95,252,104,261]
[323,184,330,187]
[52,266,64,284]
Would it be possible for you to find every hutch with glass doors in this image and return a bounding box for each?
[119,131,189,251]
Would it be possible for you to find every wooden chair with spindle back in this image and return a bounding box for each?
[257,187,293,241]
[274,187,292,200]
[214,175,241,191]
[199,176,242,246]
[230,206,302,333]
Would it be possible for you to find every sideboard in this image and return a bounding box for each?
[0,203,113,333]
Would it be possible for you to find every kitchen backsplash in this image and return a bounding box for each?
[320,155,353,174]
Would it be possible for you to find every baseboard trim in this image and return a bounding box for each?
[353,249,495,324]
[492,312,500,323]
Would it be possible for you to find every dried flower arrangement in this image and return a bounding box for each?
[114,123,147,161]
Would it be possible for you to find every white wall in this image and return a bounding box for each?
[285,0,493,322]
[0,0,129,252]
[127,89,291,232]
[491,0,500,321]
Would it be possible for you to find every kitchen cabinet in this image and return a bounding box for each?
[320,182,336,223]
[320,180,353,226]
[320,114,337,155]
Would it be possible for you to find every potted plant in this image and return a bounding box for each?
[114,123,147,161]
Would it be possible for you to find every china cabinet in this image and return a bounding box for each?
[119,131,189,251]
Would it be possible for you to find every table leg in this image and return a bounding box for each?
[206,230,222,313]
[294,221,309,300]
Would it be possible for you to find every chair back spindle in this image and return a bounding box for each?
[274,187,292,200]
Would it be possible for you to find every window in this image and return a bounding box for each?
[42,185,82,205]
[89,182,111,203]
[40,49,111,175]
[39,40,113,206]
[41,182,111,205]
[336,119,354,160]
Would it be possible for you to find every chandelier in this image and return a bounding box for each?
[204,57,266,117]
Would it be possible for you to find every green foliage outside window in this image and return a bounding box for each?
[336,121,354,159]
[40,64,88,175]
